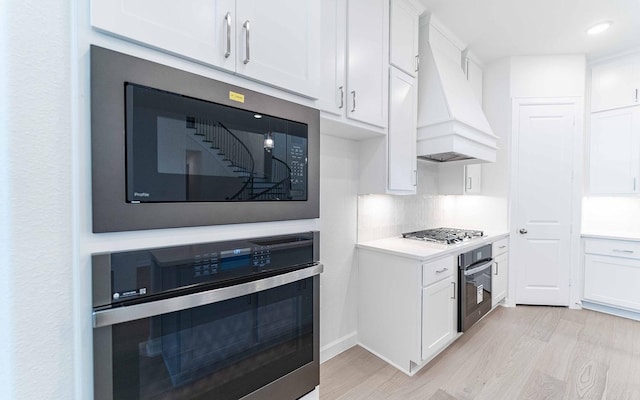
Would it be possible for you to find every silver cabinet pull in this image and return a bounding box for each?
[435,267,448,274]
[351,90,356,112]
[613,249,634,254]
[467,177,472,190]
[634,177,637,192]
[494,261,499,275]
[338,86,344,109]
[413,170,417,187]
[451,282,456,299]
[243,20,250,64]
[499,245,507,249]
[224,12,232,59]
[415,55,420,72]
[519,228,528,234]
[635,88,638,102]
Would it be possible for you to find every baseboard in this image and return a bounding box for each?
[581,300,640,322]
[320,332,357,364]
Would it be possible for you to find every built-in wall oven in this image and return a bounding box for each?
[92,232,321,400]
[458,244,493,332]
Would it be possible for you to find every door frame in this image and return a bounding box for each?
[508,97,584,308]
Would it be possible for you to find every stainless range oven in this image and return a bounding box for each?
[92,232,321,400]
[458,244,493,332]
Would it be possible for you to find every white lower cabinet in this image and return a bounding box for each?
[421,273,456,361]
[583,238,640,313]
[357,250,456,375]
[491,238,509,306]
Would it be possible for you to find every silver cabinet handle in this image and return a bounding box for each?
[435,267,448,274]
[413,170,417,187]
[613,249,634,254]
[467,177,472,190]
[338,86,344,109]
[243,20,250,64]
[224,12,232,58]
[519,228,528,234]
[451,282,456,299]
[351,90,356,112]
[634,177,637,192]
[415,55,420,72]
[494,261,499,275]
[498,245,507,249]
[635,88,638,102]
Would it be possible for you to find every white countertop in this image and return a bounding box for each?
[357,231,509,261]
[581,231,640,242]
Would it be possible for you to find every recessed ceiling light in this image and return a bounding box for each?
[586,21,612,35]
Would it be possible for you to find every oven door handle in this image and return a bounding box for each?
[463,259,493,276]
[93,263,323,328]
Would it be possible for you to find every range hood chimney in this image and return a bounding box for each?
[417,16,498,164]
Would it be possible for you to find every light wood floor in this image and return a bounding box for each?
[320,306,640,400]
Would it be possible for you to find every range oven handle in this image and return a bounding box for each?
[463,259,493,276]
[93,263,323,328]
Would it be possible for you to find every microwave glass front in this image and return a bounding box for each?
[125,83,309,203]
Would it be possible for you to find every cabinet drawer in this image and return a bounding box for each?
[584,238,640,260]
[422,256,455,286]
[492,238,509,255]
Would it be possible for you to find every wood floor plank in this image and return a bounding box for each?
[518,370,566,400]
[319,306,640,400]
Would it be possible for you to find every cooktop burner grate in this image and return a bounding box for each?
[402,227,484,245]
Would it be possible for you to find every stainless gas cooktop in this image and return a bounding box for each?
[402,227,484,245]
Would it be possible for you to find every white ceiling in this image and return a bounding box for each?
[418,0,640,63]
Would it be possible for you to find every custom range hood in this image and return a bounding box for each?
[417,17,498,163]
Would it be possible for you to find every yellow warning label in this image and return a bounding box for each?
[229,91,245,103]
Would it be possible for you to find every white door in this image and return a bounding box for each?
[235,0,320,98]
[512,102,575,306]
[91,0,236,72]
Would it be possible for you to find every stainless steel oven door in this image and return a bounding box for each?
[93,264,322,400]
[459,259,492,332]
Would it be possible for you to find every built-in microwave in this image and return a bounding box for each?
[91,46,320,233]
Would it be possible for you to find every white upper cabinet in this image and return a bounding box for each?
[319,0,389,138]
[234,0,320,97]
[438,163,482,195]
[390,0,422,77]
[388,68,418,192]
[589,107,640,194]
[91,0,320,98]
[591,54,640,112]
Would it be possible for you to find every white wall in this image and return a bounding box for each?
[510,55,587,98]
[1,1,75,399]
[319,135,359,361]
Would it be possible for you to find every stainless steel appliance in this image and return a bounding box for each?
[92,232,321,400]
[90,46,320,232]
[402,227,484,245]
[458,244,493,332]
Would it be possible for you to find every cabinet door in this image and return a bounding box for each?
[589,107,640,194]
[492,252,508,306]
[318,0,346,115]
[346,0,389,128]
[584,254,640,311]
[91,0,236,72]
[390,0,419,77]
[591,56,640,112]
[236,0,321,98]
[388,68,417,192]
[421,276,456,361]
[464,164,482,194]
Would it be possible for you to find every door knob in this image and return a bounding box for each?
[519,228,528,234]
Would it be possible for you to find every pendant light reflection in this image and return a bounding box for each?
[264,132,274,151]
